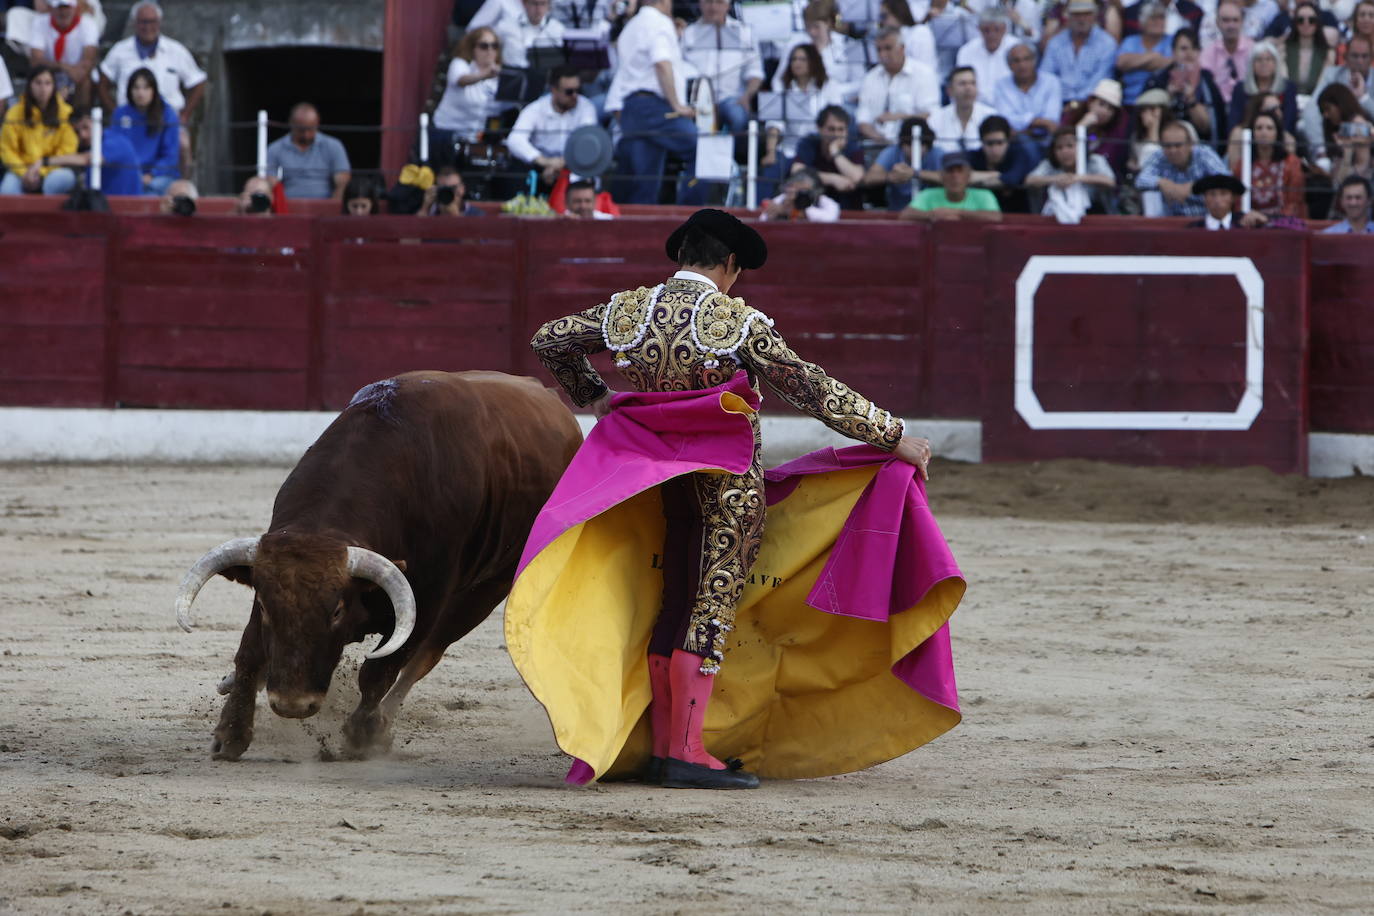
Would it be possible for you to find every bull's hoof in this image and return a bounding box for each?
[211,727,252,761]
[341,712,392,759]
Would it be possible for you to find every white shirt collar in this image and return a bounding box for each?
[1205,212,1233,230]
[673,269,719,290]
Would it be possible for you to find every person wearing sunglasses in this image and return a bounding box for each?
[1279,0,1335,98]
[507,66,599,188]
[431,28,507,166]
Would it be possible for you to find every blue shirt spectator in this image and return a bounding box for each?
[1041,7,1119,103]
[1115,32,1172,105]
[1134,122,1228,215]
[109,102,179,195]
[793,110,865,210]
[266,103,352,199]
[993,70,1063,134]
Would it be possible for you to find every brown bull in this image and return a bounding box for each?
[173,371,581,760]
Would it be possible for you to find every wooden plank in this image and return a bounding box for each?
[119,327,309,371]
[0,285,106,325]
[0,378,105,407]
[117,368,309,409]
[0,328,105,380]
[115,288,312,329]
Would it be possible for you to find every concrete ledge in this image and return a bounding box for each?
[0,408,982,466]
[1309,432,1374,478]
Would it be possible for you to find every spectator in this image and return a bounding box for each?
[857,27,940,143]
[1144,28,1228,144]
[496,0,566,68]
[968,113,1035,211]
[27,0,98,105]
[1041,0,1123,46]
[1201,1,1254,104]
[1135,117,1229,214]
[1236,0,1282,40]
[1305,81,1371,171]
[1129,87,1174,174]
[266,103,352,200]
[994,41,1063,141]
[468,0,525,31]
[1064,77,1130,174]
[681,0,765,138]
[1307,34,1374,115]
[110,67,180,196]
[955,9,1014,106]
[507,66,598,188]
[1233,108,1306,216]
[0,66,77,196]
[606,0,697,204]
[1186,172,1268,226]
[1042,0,1121,107]
[1115,3,1173,106]
[1025,124,1118,219]
[99,2,208,172]
[863,115,936,210]
[1341,1,1374,66]
[1329,103,1374,196]
[765,43,845,163]
[878,0,937,72]
[772,0,861,103]
[760,167,841,220]
[1322,173,1373,229]
[921,0,979,81]
[341,175,381,216]
[1226,90,1290,168]
[565,178,613,218]
[45,105,142,196]
[973,0,1043,42]
[235,175,275,216]
[899,149,1004,220]
[1121,0,1204,38]
[1264,0,1340,48]
[159,177,198,215]
[1229,41,1299,134]
[552,0,613,30]
[424,165,484,216]
[431,28,505,164]
[927,66,998,152]
[792,104,866,208]
[1281,0,1334,97]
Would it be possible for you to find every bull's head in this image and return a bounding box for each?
[173,533,415,718]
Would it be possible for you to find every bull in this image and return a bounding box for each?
[173,370,581,760]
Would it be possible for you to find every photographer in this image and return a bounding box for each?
[422,166,484,216]
[234,175,274,216]
[760,168,840,221]
[159,178,198,216]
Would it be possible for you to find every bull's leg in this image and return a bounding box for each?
[343,578,510,757]
[340,647,410,758]
[211,606,267,760]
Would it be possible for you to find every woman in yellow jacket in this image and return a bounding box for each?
[1,66,78,195]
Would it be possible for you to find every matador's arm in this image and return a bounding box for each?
[529,303,609,407]
[741,321,905,451]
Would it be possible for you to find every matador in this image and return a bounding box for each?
[528,209,930,789]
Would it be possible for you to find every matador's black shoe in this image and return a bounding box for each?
[661,756,760,789]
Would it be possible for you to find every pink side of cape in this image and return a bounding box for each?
[514,376,962,784]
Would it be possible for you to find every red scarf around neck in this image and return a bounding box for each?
[52,12,83,63]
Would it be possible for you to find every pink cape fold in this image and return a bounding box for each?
[515,375,962,784]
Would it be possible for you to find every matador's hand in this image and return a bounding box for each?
[590,390,616,420]
[893,436,932,480]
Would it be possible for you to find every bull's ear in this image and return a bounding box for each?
[355,559,405,592]
[219,566,253,586]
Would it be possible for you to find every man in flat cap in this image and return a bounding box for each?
[523,209,931,789]
[1187,173,1268,229]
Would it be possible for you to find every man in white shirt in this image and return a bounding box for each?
[681,0,765,137]
[607,0,697,203]
[28,0,100,104]
[857,28,941,143]
[99,2,209,168]
[927,66,998,152]
[507,67,600,187]
[955,9,1014,107]
[497,0,568,68]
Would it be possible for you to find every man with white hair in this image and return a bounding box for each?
[955,9,1014,106]
[99,2,208,168]
[857,27,940,143]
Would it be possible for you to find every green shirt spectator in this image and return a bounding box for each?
[909,186,1002,211]
[900,151,1004,222]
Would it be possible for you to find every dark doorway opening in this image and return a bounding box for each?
[225,46,383,189]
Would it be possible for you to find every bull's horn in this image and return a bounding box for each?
[346,547,417,660]
[175,537,260,632]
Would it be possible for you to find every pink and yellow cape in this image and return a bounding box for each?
[505,373,966,783]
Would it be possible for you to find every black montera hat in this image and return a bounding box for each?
[1194,173,1247,196]
[665,208,768,270]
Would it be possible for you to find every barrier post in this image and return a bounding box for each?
[419,112,430,163]
[746,119,758,210]
[913,124,923,200]
[256,110,268,178]
[90,107,103,191]
[1075,123,1087,176]
[1241,128,1252,212]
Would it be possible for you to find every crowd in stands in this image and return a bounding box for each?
[3,0,1373,230]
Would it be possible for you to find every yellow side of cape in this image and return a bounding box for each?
[505,465,965,781]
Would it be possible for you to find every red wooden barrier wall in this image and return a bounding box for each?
[2,212,1371,467]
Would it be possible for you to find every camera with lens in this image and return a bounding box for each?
[1339,120,1372,139]
[792,188,816,210]
[170,195,196,217]
[246,192,272,214]
[436,185,457,206]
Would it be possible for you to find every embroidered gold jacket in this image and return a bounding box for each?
[530,276,904,451]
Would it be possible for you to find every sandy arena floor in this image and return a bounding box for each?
[1,459,1372,915]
